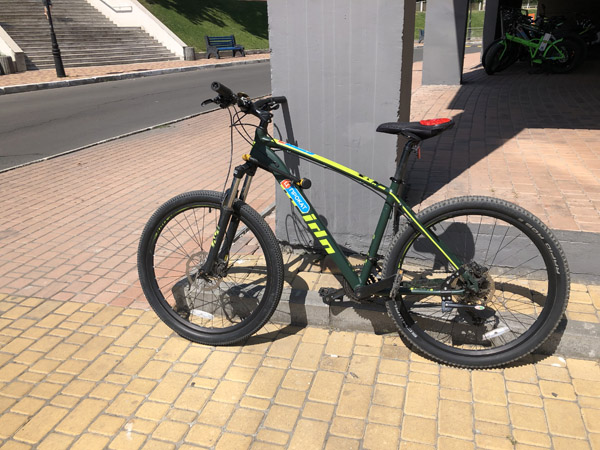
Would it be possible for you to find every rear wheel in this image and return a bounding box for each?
[546,37,584,73]
[138,191,284,345]
[383,196,569,368]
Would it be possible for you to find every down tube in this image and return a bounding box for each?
[275,176,361,288]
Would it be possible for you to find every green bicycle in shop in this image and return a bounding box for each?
[137,82,570,369]
[484,7,584,74]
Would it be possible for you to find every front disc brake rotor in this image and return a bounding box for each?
[186,251,222,291]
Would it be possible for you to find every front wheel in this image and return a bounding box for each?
[137,191,284,345]
[483,39,519,75]
[383,196,570,368]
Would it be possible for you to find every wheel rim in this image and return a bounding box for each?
[548,41,578,71]
[146,202,273,335]
[395,209,557,356]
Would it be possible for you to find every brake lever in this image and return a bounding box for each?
[236,93,252,112]
[201,98,215,107]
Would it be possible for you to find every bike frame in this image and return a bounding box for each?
[505,32,567,62]
[218,126,465,296]
[497,8,567,64]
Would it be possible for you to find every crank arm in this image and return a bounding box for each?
[441,301,486,313]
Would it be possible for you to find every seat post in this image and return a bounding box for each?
[391,139,419,235]
[392,139,419,190]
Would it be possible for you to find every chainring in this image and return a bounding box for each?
[341,262,381,303]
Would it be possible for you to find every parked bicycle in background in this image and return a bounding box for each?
[483,7,595,74]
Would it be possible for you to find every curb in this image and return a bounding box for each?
[0,104,221,175]
[273,288,600,361]
[0,57,269,96]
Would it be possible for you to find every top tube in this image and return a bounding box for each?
[264,135,402,204]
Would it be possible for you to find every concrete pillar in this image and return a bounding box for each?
[422,0,470,85]
[482,0,500,54]
[268,0,415,250]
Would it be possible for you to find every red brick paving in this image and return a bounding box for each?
[409,54,600,233]
[0,109,274,307]
[0,54,269,88]
[0,53,599,310]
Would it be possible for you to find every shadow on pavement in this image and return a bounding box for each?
[404,59,600,213]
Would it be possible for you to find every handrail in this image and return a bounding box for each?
[100,0,133,13]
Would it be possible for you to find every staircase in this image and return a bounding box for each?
[0,0,180,70]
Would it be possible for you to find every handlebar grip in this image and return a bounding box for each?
[211,81,234,99]
[271,96,287,104]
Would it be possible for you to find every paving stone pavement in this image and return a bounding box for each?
[0,54,270,93]
[0,293,600,450]
[409,57,600,234]
[1,53,600,448]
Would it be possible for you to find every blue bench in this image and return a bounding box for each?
[205,35,245,59]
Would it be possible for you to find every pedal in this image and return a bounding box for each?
[318,287,344,304]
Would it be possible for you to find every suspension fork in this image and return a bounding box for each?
[202,162,257,274]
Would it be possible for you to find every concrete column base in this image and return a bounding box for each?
[183,46,195,61]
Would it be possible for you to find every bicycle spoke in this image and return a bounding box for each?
[396,210,553,354]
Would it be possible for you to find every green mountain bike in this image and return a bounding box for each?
[483,7,584,75]
[137,82,570,368]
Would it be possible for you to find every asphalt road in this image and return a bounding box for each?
[0,46,483,171]
[0,63,271,171]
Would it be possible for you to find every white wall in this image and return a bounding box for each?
[0,25,26,72]
[85,0,188,58]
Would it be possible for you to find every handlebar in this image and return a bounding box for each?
[203,81,288,124]
[211,81,235,103]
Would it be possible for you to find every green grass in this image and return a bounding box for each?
[138,0,269,52]
[415,10,486,40]
[139,2,536,51]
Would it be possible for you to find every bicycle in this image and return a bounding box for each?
[137,82,570,369]
[483,8,584,75]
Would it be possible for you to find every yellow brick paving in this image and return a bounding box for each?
[283,252,600,323]
[1,293,599,449]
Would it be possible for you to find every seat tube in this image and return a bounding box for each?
[394,140,418,189]
[392,139,417,235]
[360,197,395,285]
[361,139,415,284]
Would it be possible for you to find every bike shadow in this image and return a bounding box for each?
[242,216,568,369]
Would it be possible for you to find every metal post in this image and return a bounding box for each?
[468,0,473,41]
[44,0,66,77]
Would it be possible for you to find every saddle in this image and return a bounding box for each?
[377,118,454,141]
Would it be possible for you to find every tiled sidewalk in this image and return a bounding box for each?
[1,53,600,449]
[0,293,599,450]
[0,108,274,310]
[408,57,600,233]
[0,54,269,89]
